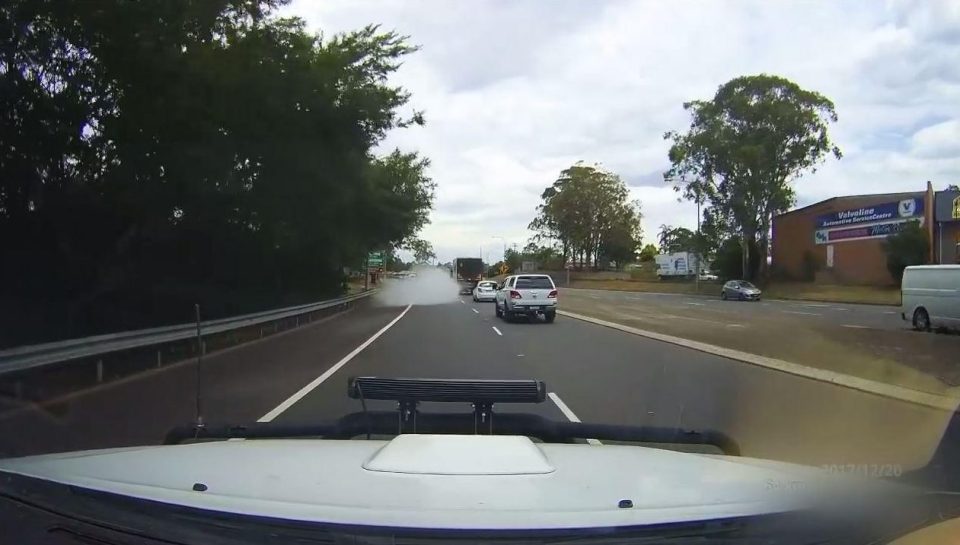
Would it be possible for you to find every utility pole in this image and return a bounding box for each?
[695,188,702,293]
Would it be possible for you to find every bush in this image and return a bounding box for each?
[882,221,929,283]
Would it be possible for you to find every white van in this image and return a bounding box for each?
[901,265,960,332]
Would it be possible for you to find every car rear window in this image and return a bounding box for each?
[516,276,554,289]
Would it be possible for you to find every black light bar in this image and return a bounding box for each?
[347,377,546,404]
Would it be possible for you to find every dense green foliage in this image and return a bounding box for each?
[713,237,761,281]
[638,244,658,262]
[0,1,434,345]
[882,221,929,283]
[657,225,697,254]
[502,244,564,272]
[529,163,642,269]
[664,74,840,280]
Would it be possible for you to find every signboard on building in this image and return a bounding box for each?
[934,190,960,222]
[815,197,924,229]
[814,197,925,245]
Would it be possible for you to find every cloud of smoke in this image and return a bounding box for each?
[372,265,462,307]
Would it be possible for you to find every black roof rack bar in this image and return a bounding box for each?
[348,377,546,404]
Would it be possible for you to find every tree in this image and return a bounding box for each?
[0,2,434,345]
[664,74,841,280]
[405,239,436,264]
[529,162,642,269]
[713,237,761,280]
[882,221,929,283]
[657,225,697,254]
[639,244,658,262]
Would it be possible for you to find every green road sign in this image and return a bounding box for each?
[367,251,384,266]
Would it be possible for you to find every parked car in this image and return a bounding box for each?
[495,274,557,322]
[472,280,498,302]
[698,272,719,281]
[721,280,761,301]
[901,264,960,332]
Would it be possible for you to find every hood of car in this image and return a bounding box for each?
[0,435,848,530]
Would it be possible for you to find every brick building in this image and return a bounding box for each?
[771,183,953,286]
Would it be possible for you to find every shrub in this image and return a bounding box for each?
[882,221,929,283]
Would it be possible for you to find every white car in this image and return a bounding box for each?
[698,271,718,281]
[495,274,557,322]
[472,280,498,302]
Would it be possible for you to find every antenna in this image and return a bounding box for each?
[194,303,204,429]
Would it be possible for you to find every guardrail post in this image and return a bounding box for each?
[259,327,263,338]
[296,316,299,327]
[96,359,103,383]
[156,350,162,368]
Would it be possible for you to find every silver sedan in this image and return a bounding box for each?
[721,280,762,301]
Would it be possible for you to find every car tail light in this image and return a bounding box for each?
[510,290,522,299]
[548,290,557,298]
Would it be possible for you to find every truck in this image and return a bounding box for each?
[453,257,484,295]
[654,252,703,279]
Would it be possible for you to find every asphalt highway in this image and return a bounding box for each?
[0,289,955,473]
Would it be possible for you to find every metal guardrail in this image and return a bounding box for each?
[0,291,374,376]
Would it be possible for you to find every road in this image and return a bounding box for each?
[0,289,955,473]
[561,288,960,392]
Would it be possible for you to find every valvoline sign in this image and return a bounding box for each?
[815,198,924,229]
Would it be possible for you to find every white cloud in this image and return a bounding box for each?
[911,119,960,158]
[284,0,960,262]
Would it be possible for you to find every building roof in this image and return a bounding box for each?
[775,191,924,218]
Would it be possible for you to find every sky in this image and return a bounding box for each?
[283,0,960,264]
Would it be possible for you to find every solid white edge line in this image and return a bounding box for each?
[491,326,503,336]
[257,304,413,422]
[547,392,601,445]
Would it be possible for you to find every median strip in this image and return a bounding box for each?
[558,310,957,411]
